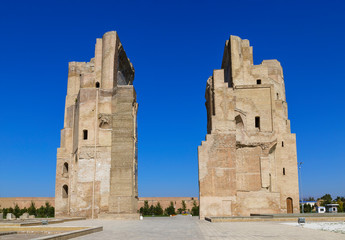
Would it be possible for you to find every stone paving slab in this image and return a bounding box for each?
[50,215,345,240]
[198,221,345,240]
[207,216,345,222]
[0,218,86,227]
[0,225,100,240]
[0,233,48,240]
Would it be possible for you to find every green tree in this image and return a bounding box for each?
[154,202,163,216]
[320,194,332,206]
[20,207,28,216]
[2,208,8,219]
[8,207,14,214]
[28,202,36,216]
[37,206,46,218]
[149,205,155,215]
[142,201,150,215]
[304,197,315,201]
[13,204,21,218]
[164,201,176,215]
[303,203,312,213]
[181,200,186,212]
[336,199,344,212]
[191,200,199,216]
[45,202,54,217]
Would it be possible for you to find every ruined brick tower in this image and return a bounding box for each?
[198,36,299,219]
[55,31,138,219]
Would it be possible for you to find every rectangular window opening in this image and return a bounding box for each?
[83,130,88,140]
[256,79,261,84]
[255,116,260,130]
[283,168,286,175]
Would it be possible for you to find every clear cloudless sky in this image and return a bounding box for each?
[0,0,344,199]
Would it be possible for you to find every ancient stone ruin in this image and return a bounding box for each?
[55,31,299,220]
[55,31,138,219]
[198,35,299,218]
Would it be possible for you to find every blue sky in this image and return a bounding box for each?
[0,0,344,199]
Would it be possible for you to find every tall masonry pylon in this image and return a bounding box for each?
[198,35,299,219]
[55,31,139,219]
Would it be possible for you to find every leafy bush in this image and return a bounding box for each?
[0,202,54,219]
[20,207,28,216]
[320,194,332,206]
[140,201,150,215]
[182,201,186,211]
[46,202,55,217]
[37,206,46,217]
[13,204,21,218]
[2,208,8,219]
[191,200,199,216]
[149,205,155,215]
[36,202,55,218]
[300,203,312,213]
[164,201,176,215]
[154,202,163,215]
[140,201,164,216]
[28,202,37,216]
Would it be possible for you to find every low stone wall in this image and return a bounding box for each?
[0,197,199,212]
[206,214,345,222]
[34,226,103,240]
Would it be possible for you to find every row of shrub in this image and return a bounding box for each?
[0,202,54,218]
[139,200,199,216]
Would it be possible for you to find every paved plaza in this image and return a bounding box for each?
[50,215,345,240]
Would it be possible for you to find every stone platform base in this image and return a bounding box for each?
[98,213,139,220]
[205,213,345,222]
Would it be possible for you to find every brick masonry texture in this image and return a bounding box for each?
[55,31,138,219]
[198,35,299,218]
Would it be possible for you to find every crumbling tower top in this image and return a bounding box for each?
[221,36,284,91]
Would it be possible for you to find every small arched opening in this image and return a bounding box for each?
[235,115,244,128]
[63,162,68,174]
[286,197,293,213]
[95,82,100,88]
[235,115,245,142]
[62,185,68,198]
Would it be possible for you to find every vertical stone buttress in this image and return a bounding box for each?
[55,31,138,219]
[198,36,299,219]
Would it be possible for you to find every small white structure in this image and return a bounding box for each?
[316,206,326,213]
[6,213,16,220]
[19,213,29,219]
[326,204,339,213]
